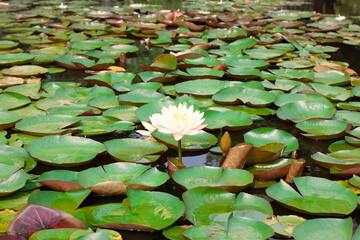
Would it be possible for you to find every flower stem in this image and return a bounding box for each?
[178,139,182,162]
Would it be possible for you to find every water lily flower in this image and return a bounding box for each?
[137,121,157,137]
[173,10,183,21]
[143,103,207,162]
[58,3,68,9]
[336,15,345,21]
[147,103,207,141]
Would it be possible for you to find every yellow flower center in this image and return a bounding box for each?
[173,112,186,120]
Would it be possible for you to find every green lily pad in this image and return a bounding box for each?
[152,130,217,151]
[313,70,350,86]
[38,170,84,192]
[310,83,353,101]
[174,67,224,80]
[2,65,47,77]
[247,158,295,180]
[277,100,337,123]
[141,54,177,72]
[274,93,333,107]
[203,109,253,131]
[333,110,360,126]
[276,60,314,69]
[102,44,138,54]
[118,89,165,105]
[138,71,177,83]
[0,40,18,50]
[328,140,358,152]
[85,189,185,231]
[224,59,269,69]
[47,105,101,116]
[311,150,360,171]
[78,162,169,195]
[71,40,109,51]
[183,187,273,228]
[226,67,261,79]
[173,166,253,192]
[243,48,286,60]
[183,215,274,240]
[25,135,105,167]
[213,86,276,107]
[0,92,31,110]
[174,79,230,97]
[15,115,80,136]
[262,215,306,237]
[293,217,352,240]
[244,128,298,155]
[88,95,119,110]
[75,116,124,136]
[182,57,220,68]
[104,138,168,164]
[0,169,29,197]
[266,177,358,215]
[0,53,34,66]
[295,120,350,140]
[0,112,21,130]
[102,105,138,122]
[27,189,91,212]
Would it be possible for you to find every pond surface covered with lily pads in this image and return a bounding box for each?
[1,0,360,239]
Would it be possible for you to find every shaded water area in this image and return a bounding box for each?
[1,0,360,239]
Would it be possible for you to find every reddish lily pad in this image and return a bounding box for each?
[7,204,86,239]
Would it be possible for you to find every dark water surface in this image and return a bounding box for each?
[1,0,360,239]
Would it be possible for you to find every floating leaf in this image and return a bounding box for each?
[173,166,253,192]
[266,177,358,215]
[105,138,168,164]
[85,189,184,231]
[7,204,86,239]
[25,135,105,167]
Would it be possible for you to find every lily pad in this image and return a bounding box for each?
[313,70,350,85]
[2,65,47,77]
[262,215,306,237]
[104,138,168,164]
[203,109,253,131]
[85,189,185,231]
[173,166,253,192]
[78,162,169,195]
[118,89,165,105]
[0,112,21,130]
[0,53,34,66]
[212,86,276,107]
[243,48,286,60]
[247,158,295,180]
[25,135,105,167]
[183,187,273,227]
[183,214,274,240]
[0,169,29,197]
[244,128,298,155]
[174,79,230,97]
[311,149,360,171]
[27,189,91,212]
[277,100,337,123]
[293,217,352,240]
[295,120,350,140]
[15,115,80,136]
[0,92,31,110]
[103,105,139,122]
[141,54,177,72]
[7,204,86,239]
[266,177,358,215]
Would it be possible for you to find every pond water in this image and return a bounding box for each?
[1,0,360,239]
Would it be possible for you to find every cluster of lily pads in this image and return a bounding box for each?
[1,0,360,239]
